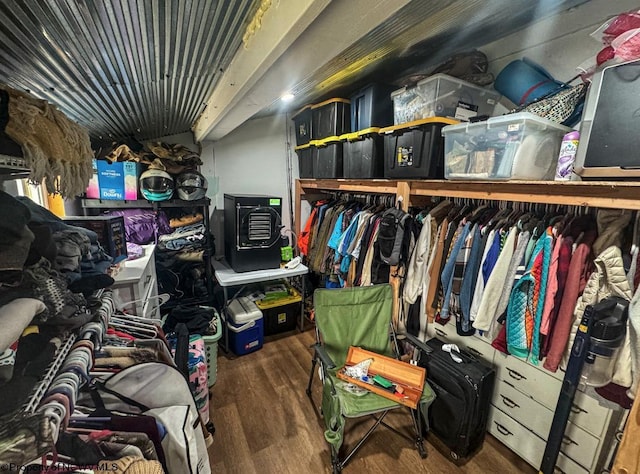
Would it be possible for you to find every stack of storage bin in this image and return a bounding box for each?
[293,98,351,179]
[293,105,314,178]
[383,74,501,179]
[340,84,395,178]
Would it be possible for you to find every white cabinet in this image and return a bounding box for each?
[427,319,623,473]
[110,244,159,319]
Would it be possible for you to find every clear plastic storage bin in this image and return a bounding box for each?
[391,73,500,125]
[442,112,572,181]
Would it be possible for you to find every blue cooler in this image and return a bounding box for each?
[226,296,264,356]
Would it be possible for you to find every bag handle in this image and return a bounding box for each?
[92,380,151,412]
[227,319,256,332]
[512,73,583,113]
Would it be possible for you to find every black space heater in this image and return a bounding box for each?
[224,194,283,273]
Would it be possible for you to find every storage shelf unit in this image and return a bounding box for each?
[295,179,640,233]
[81,197,214,308]
[81,197,210,209]
[295,178,636,472]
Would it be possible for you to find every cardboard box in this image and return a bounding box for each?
[64,215,128,263]
[89,159,141,200]
[337,346,425,409]
[85,159,100,198]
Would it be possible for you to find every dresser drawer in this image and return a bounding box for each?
[136,254,156,301]
[488,407,588,474]
[463,333,495,363]
[493,351,562,410]
[492,381,599,469]
[571,390,610,437]
[427,321,463,347]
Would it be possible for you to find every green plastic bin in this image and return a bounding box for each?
[202,307,222,387]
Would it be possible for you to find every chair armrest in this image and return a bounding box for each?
[404,333,432,355]
[313,344,336,370]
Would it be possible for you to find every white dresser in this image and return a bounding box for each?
[110,244,159,319]
[426,320,624,473]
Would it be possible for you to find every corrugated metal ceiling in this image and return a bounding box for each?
[265,0,589,112]
[0,0,589,142]
[0,0,259,140]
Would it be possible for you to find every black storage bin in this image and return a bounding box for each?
[292,104,312,146]
[314,136,343,178]
[311,98,350,140]
[295,143,315,178]
[350,83,395,130]
[341,128,384,178]
[255,287,302,336]
[63,215,127,264]
[380,118,457,179]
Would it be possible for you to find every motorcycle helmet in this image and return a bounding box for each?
[140,169,174,201]
[175,170,208,201]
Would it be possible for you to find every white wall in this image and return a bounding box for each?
[205,113,296,233]
[481,0,640,110]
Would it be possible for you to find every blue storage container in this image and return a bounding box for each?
[225,297,264,356]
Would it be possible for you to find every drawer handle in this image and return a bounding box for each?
[435,328,447,338]
[561,435,578,447]
[144,274,152,285]
[500,395,520,409]
[467,347,484,358]
[507,368,527,381]
[494,422,514,437]
[570,404,587,415]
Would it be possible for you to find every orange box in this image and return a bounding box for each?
[337,346,425,409]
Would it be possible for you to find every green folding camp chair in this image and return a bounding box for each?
[306,284,436,473]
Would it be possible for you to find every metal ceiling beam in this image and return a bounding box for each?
[192,0,333,142]
[193,0,413,142]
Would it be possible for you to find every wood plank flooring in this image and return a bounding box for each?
[209,329,535,474]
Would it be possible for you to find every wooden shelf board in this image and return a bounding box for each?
[408,180,640,210]
[298,179,399,194]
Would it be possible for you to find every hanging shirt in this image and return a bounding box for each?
[482,233,502,284]
[451,224,477,335]
[530,228,553,364]
[470,229,496,322]
[439,222,471,321]
[459,224,484,332]
[426,219,448,323]
[474,227,518,336]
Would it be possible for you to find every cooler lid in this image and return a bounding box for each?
[311,97,350,109]
[379,117,459,135]
[227,296,263,324]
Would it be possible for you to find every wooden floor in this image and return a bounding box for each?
[209,329,535,474]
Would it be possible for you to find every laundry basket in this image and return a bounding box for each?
[202,307,222,387]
